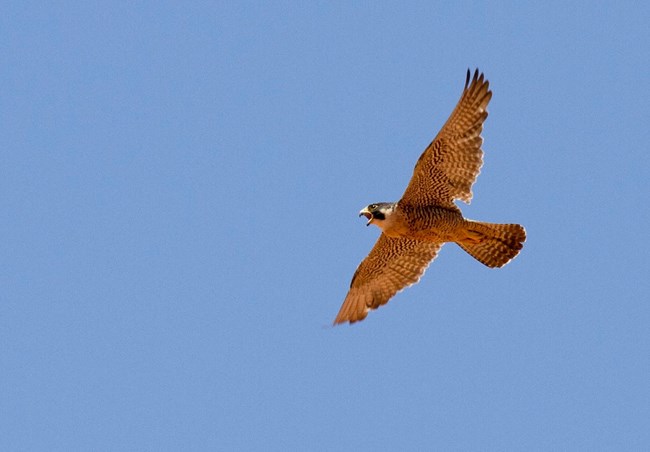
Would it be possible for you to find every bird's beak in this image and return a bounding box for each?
[359,207,372,226]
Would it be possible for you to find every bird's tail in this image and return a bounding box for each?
[457,221,526,268]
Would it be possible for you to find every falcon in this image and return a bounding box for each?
[334,69,526,325]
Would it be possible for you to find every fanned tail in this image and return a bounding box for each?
[458,221,526,268]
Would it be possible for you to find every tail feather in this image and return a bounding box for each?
[458,222,526,268]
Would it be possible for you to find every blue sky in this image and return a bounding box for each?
[2,2,649,450]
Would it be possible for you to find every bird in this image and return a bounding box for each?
[334,69,526,325]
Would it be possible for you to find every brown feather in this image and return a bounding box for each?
[334,235,443,324]
[400,70,491,207]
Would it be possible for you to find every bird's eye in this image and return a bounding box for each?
[369,204,376,209]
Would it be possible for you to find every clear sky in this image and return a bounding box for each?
[2,2,649,451]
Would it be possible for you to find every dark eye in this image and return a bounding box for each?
[369,204,377,209]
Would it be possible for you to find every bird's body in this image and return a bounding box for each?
[380,203,466,242]
[334,69,526,325]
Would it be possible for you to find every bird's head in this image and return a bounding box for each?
[359,202,397,227]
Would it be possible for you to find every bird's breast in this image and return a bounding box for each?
[397,205,465,242]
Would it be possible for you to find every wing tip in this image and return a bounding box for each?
[333,288,371,325]
[464,67,490,90]
[462,67,492,111]
[333,309,368,326]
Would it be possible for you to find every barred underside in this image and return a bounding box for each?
[334,235,443,324]
[400,69,492,207]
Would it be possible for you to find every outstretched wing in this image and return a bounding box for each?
[334,234,443,324]
[400,69,492,208]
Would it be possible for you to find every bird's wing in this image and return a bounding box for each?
[400,69,492,208]
[334,234,443,324]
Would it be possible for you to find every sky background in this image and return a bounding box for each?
[2,1,649,450]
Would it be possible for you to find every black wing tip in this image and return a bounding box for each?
[465,67,488,85]
[464,67,491,98]
[464,68,480,85]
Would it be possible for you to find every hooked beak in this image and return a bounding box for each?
[359,207,372,226]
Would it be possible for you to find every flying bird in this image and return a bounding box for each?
[335,69,526,325]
